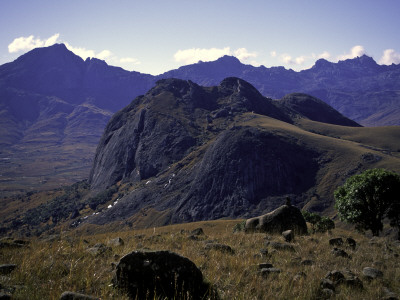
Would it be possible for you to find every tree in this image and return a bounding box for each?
[334,168,400,236]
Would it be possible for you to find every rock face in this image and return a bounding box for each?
[113,250,214,299]
[245,204,308,234]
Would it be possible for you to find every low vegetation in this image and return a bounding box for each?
[1,220,399,299]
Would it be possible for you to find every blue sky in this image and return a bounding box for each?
[1,0,400,75]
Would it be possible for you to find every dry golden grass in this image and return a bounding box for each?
[1,220,399,299]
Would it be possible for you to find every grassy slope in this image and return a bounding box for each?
[240,114,400,214]
[1,219,399,299]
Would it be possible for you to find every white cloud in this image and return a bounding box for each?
[173,47,258,65]
[379,49,400,65]
[337,45,365,61]
[270,50,277,57]
[174,47,231,64]
[64,43,96,59]
[120,57,141,64]
[234,48,257,61]
[8,33,60,53]
[279,53,306,66]
[96,49,112,60]
[318,51,331,60]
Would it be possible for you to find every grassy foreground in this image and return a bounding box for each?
[1,219,399,299]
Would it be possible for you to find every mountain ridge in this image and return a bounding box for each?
[1,44,400,194]
[85,77,399,228]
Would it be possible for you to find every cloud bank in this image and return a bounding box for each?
[337,45,366,61]
[174,47,257,64]
[8,33,61,53]
[379,49,400,65]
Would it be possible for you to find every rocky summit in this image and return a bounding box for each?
[85,78,400,228]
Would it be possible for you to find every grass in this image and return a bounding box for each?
[1,220,399,299]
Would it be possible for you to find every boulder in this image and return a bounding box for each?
[85,243,111,256]
[329,238,343,247]
[331,248,350,258]
[259,268,281,277]
[282,230,294,242]
[113,250,216,299]
[59,291,99,300]
[0,265,16,276]
[204,243,234,254]
[245,204,307,234]
[362,267,383,280]
[346,237,357,250]
[107,237,124,247]
[190,228,205,236]
[266,241,295,252]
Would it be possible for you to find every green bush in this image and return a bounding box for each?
[302,210,334,233]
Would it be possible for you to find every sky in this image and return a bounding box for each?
[1,0,400,75]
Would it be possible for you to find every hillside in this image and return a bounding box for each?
[83,78,400,230]
[1,44,400,195]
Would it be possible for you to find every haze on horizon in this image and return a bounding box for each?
[1,0,400,75]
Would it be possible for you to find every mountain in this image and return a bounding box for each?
[0,44,154,194]
[85,78,400,228]
[160,55,400,126]
[1,44,400,195]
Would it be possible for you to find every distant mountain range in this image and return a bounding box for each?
[0,44,399,194]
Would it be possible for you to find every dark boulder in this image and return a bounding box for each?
[59,291,99,300]
[362,267,383,280]
[266,241,295,252]
[113,250,216,299]
[245,204,307,235]
[0,265,16,276]
[282,230,294,242]
[190,228,205,236]
[329,238,343,247]
[204,243,234,254]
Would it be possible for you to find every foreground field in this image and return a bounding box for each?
[1,220,399,299]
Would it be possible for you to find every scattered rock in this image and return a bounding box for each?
[59,291,99,300]
[187,235,200,241]
[329,238,343,247]
[190,228,205,236]
[282,230,294,242]
[259,268,281,277]
[383,287,399,300]
[331,248,350,258]
[266,241,295,252]
[362,267,383,280]
[346,237,356,250]
[343,276,363,289]
[320,278,335,291]
[325,270,345,284]
[0,292,12,300]
[320,288,335,298]
[245,204,308,235]
[292,272,307,282]
[0,265,16,276]
[259,249,269,257]
[301,259,314,266]
[107,237,124,247]
[258,263,273,269]
[205,243,234,254]
[86,243,111,256]
[113,250,216,299]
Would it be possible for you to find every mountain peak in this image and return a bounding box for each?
[215,55,241,64]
